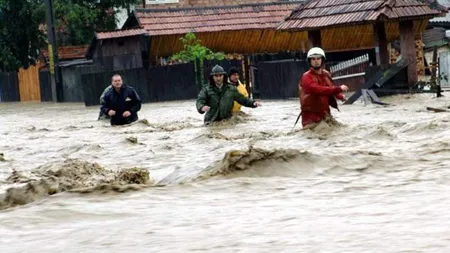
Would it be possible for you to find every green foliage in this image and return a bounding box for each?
[171,32,225,62]
[51,0,139,45]
[0,0,139,71]
[0,0,45,71]
[430,72,448,89]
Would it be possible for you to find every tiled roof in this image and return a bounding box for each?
[95,28,148,40]
[134,2,304,36]
[429,0,450,23]
[41,45,89,60]
[278,0,446,31]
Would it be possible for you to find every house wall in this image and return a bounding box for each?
[96,36,144,70]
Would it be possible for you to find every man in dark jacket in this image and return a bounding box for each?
[100,74,142,126]
[196,65,261,125]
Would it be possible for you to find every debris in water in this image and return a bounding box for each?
[0,153,5,162]
[139,119,151,126]
[351,151,383,156]
[426,106,450,113]
[163,145,174,150]
[126,136,138,144]
[0,159,154,211]
[115,167,151,185]
[205,132,232,140]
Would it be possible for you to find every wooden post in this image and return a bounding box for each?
[308,30,322,48]
[431,46,442,97]
[399,20,418,87]
[44,0,59,102]
[374,23,389,65]
[243,55,251,96]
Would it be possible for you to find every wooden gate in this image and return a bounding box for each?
[18,64,41,101]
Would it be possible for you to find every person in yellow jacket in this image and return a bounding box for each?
[228,67,249,113]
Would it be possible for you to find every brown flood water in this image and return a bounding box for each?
[1,94,450,252]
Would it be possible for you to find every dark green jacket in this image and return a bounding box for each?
[196,82,256,124]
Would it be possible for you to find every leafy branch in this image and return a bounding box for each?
[171,32,225,62]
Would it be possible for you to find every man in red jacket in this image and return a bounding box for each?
[299,47,349,128]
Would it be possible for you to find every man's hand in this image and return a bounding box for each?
[340,85,349,92]
[201,106,210,112]
[108,110,116,116]
[122,111,131,117]
[253,101,262,107]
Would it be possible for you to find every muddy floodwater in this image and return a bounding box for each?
[1,94,450,252]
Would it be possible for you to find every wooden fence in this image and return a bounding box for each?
[0,71,20,102]
[1,52,376,103]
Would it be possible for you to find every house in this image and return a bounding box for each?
[422,27,450,63]
[122,1,307,65]
[85,28,149,70]
[88,0,447,92]
[276,0,447,86]
[428,0,450,29]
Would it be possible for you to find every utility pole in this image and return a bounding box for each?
[44,0,59,102]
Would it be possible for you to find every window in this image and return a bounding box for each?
[146,0,179,4]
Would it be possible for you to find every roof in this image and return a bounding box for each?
[277,0,447,31]
[85,28,148,58]
[41,45,89,60]
[430,0,450,23]
[58,59,93,68]
[131,1,304,36]
[95,28,148,40]
[422,27,449,47]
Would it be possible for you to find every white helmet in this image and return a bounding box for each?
[307,47,326,60]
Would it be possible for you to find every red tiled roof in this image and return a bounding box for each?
[278,0,446,31]
[95,28,148,40]
[135,2,303,36]
[41,45,89,60]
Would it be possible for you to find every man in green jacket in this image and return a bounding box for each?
[196,65,261,125]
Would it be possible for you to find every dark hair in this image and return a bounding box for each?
[228,67,240,77]
[111,74,122,81]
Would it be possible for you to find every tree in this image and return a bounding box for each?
[171,32,225,62]
[0,0,139,71]
[0,0,45,71]
[49,0,140,46]
[171,32,225,87]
